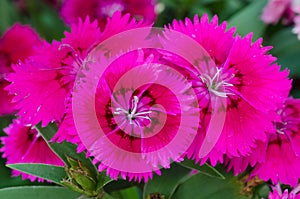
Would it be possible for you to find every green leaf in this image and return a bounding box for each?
[171,173,248,199]
[227,0,267,40]
[111,186,141,199]
[143,164,191,199]
[267,28,300,78]
[0,158,44,188]
[25,0,66,41]
[36,124,113,193]
[179,159,225,179]
[0,0,19,34]
[104,180,137,193]
[36,123,98,177]
[0,186,81,199]
[6,163,66,185]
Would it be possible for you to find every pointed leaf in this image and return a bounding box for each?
[7,163,66,185]
[0,186,80,199]
[179,159,225,179]
[171,173,248,199]
[0,158,43,188]
[36,123,98,177]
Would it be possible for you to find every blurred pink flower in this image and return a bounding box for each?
[0,119,64,182]
[60,0,156,30]
[0,23,42,116]
[261,0,293,24]
[228,98,300,187]
[261,0,300,39]
[166,14,291,166]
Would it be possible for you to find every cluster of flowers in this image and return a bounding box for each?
[0,0,300,198]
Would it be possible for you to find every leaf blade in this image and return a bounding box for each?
[7,163,66,185]
[0,186,81,199]
[179,159,225,179]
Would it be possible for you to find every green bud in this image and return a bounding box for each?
[61,179,84,194]
[72,171,97,192]
[67,156,80,169]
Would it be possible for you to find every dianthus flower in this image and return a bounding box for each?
[227,98,300,187]
[71,48,199,182]
[0,23,42,115]
[0,119,64,182]
[6,12,146,128]
[266,184,300,199]
[165,14,291,165]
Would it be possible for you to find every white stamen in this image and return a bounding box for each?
[114,95,152,126]
[200,67,234,98]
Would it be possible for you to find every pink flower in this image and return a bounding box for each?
[227,98,300,187]
[60,0,156,30]
[6,12,148,128]
[266,184,300,199]
[0,23,42,115]
[165,14,291,165]
[0,119,64,182]
[261,0,293,24]
[51,12,150,144]
[6,17,101,127]
[72,49,199,182]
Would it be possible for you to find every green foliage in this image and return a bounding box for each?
[179,159,225,179]
[0,186,81,199]
[171,173,248,199]
[7,164,66,185]
[144,164,191,199]
[227,0,267,40]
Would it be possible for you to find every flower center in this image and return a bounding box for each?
[200,67,234,98]
[113,95,152,127]
[274,121,287,135]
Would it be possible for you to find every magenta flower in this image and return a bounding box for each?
[6,17,103,127]
[165,14,291,165]
[266,184,300,199]
[0,23,42,116]
[6,12,148,129]
[0,119,64,182]
[52,13,150,144]
[60,0,156,30]
[228,98,300,187]
[71,49,199,182]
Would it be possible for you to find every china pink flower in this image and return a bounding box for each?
[6,12,148,129]
[71,48,199,182]
[0,119,64,182]
[266,184,300,199]
[6,17,101,127]
[0,23,42,115]
[52,12,150,145]
[60,0,156,30]
[165,14,291,165]
[227,98,300,187]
